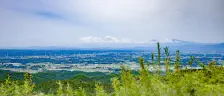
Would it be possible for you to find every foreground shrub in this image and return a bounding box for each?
[1,61,223,96]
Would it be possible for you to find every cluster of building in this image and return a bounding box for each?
[0,51,224,73]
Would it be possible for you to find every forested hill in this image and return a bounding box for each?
[0,70,118,84]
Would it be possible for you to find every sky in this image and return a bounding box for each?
[0,0,224,48]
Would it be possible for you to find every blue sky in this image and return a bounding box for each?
[0,0,224,48]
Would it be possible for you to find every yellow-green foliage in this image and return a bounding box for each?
[111,63,224,96]
[95,83,108,96]
[174,50,181,72]
[157,42,161,74]
[0,73,35,96]
[164,47,170,73]
[74,87,86,96]
[0,62,223,96]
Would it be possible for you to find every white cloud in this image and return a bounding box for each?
[79,36,104,43]
[79,36,173,44]
[79,36,140,43]
[79,36,196,45]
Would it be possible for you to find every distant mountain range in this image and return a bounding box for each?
[133,39,224,52]
[168,39,224,52]
[0,39,223,52]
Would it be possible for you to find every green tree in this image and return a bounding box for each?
[188,56,195,67]
[164,47,170,73]
[157,42,161,74]
[175,50,181,72]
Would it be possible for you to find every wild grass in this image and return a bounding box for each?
[0,43,223,96]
